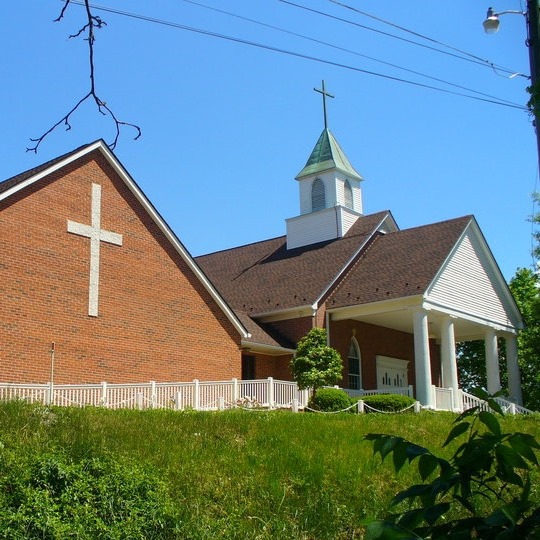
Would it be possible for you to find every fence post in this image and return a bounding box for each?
[302,388,310,408]
[508,402,517,415]
[194,379,200,411]
[174,391,182,411]
[232,378,239,406]
[357,400,365,414]
[150,381,157,409]
[136,392,144,410]
[218,396,225,411]
[292,398,299,413]
[414,401,421,413]
[267,377,274,409]
[101,381,108,407]
[408,385,414,398]
[46,382,53,406]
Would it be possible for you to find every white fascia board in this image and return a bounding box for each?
[425,218,522,327]
[241,340,296,356]
[3,140,250,339]
[328,295,424,321]
[422,299,519,334]
[253,304,316,322]
[0,141,105,203]
[314,212,399,307]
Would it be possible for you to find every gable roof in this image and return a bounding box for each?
[328,216,473,308]
[0,140,250,339]
[296,129,362,180]
[195,210,392,317]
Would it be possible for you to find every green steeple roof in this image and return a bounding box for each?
[296,129,362,181]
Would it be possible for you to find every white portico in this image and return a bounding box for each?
[328,217,523,408]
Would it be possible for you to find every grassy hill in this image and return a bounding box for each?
[0,401,538,539]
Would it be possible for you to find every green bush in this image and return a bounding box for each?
[0,449,178,539]
[364,390,540,539]
[355,393,416,413]
[309,388,352,412]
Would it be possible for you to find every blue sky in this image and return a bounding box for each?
[1,0,537,280]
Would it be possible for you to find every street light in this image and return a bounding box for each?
[483,2,540,170]
[482,7,526,34]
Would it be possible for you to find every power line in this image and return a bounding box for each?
[179,0,523,107]
[328,0,528,77]
[70,1,527,111]
[280,0,526,79]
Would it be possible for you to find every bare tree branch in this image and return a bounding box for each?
[28,0,141,153]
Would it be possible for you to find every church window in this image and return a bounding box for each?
[344,179,353,209]
[311,178,326,212]
[348,337,361,390]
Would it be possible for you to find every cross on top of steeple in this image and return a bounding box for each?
[314,80,334,130]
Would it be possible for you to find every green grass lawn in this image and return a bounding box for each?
[0,401,538,539]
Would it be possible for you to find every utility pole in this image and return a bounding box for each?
[485,2,540,169]
[526,0,540,169]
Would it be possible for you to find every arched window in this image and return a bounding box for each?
[344,179,353,209]
[348,337,362,390]
[311,178,326,212]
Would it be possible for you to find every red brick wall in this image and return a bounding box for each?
[251,353,293,380]
[329,320,441,391]
[0,151,242,384]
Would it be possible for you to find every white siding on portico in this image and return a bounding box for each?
[426,224,520,332]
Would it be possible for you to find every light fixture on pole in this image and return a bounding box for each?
[482,7,525,34]
[483,2,540,171]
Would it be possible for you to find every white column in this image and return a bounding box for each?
[440,316,460,411]
[505,335,523,405]
[413,309,433,407]
[485,328,501,395]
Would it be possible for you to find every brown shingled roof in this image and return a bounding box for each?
[195,211,391,315]
[328,215,472,308]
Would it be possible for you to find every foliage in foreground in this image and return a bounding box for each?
[0,400,538,539]
[0,448,177,539]
[365,390,540,539]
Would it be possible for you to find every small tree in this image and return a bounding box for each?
[364,389,540,539]
[290,328,343,395]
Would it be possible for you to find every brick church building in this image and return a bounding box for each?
[0,109,523,407]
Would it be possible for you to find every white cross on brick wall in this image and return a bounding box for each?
[67,183,122,317]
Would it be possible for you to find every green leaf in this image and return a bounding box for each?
[364,520,420,540]
[418,453,438,481]
[443,422,469,447]
[495,445,529,470]
[478,411,501,436]
[508,433,539,465]
[405,443,428,460]
[392,441,408,472]
[424,502,450,525]
[455,407,479,422]
[392,484,431,506]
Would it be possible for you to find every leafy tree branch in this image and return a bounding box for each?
[27,0,141,153]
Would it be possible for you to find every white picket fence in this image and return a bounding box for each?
[0,378,310,411]
[0,379,532,414]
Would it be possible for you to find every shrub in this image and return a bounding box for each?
[364,389,540,539]
[309,388,352,412]
[355,394,416,413]
[290,328,343,392]
[0,450,179,539]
